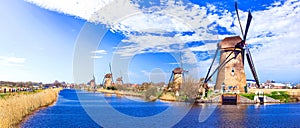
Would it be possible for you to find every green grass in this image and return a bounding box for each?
[240,93,256,100]
[0,89,43,99]
[265,91,290,103]
[206,90,213,97]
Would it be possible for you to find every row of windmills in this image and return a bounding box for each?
[102,64,123,90]
[93,3,261,101]
[164,2,261,101]
[88,64,123,90]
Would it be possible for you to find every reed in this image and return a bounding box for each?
[0,88,62,127]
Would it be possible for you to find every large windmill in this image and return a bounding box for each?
[199,2,260,95]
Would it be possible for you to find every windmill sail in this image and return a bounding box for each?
[234,3,260,88]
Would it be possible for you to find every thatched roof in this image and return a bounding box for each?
[219,36,242,48]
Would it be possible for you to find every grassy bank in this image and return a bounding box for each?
[0,88,62,127]
[265,91,290,103]
[240,93,256,100]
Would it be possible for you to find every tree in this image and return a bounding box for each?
[179,76,199,100]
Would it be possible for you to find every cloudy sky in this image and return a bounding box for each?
[0,0,299,84]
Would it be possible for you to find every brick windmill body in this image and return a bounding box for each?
[103,73,113,89]
[168,67,184,93]
[216,36,246,93]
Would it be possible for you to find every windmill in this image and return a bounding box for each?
[102,63,114,89]
[116,70,123,85]
[89,74,96,89]
[199,2,260,96]
[166,53,187,96]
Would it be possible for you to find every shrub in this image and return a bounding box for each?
[179,76,199,100]
[144,87,158,101]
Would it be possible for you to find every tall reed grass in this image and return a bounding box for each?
[0,88,61,127]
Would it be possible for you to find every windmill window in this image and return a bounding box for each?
[231,67,235,75]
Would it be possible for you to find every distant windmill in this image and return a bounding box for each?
[200,2,260,95]
[90,74,96,88]
[102,63,114,89]
[116,70,123,85]
[166,53,187,96]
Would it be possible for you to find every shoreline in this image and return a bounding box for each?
[17,94,60,127]
[95,89,300,104]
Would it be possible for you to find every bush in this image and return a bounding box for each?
[144,87,158,101]
[179,77,198,100]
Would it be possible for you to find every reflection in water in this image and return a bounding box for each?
[218,105,248,127]
[22,90,300,128]
[175,103,300,127]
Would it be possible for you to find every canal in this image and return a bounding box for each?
[21,89,300,127]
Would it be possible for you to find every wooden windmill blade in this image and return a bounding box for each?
[179,52,185,82]
[119,70,123,84]
[109,63,114,84]
[235,2,260,88]
[102,76,106,88]
[204,48,219,83]
[246,49,260,88]
[168,71,174,89]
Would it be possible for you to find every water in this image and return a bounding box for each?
[21,89,300,127]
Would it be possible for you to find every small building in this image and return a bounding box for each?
[272,83,286,89]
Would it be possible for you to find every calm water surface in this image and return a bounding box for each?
[21,89,300,128]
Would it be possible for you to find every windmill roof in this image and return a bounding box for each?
[219,36,242,48]
[173,67,183,74]
[116,77,122,81]
[105,73,112,78]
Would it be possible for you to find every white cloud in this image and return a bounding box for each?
[189,43,218,52]
[91,56,103,59]
[0,56,26,67]
[25,0,300,82]
[25,0,114,20]
[25,0,219,65]
[245,0,300,72]
[91,50,107,54]
[91,50,107,59]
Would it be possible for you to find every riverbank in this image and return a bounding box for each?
[95,88,300,104]
[97,89,143,97]
[0,88,62,127]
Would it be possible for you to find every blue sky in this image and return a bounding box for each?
[0,0,300,84]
